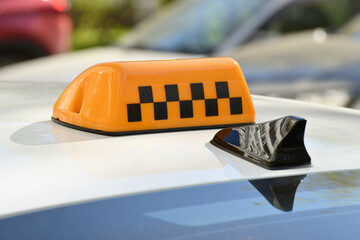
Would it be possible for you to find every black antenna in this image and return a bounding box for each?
[211,116,311,169]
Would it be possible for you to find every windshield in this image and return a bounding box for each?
[2,170,360,239]
[124,0,267,54]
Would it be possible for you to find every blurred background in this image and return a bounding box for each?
[1,0,360,108]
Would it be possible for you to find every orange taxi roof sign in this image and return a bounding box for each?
[52,57,255,135]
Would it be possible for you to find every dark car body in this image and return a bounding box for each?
[0,0,72,66]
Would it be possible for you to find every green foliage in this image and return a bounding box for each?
[71,0,136,50]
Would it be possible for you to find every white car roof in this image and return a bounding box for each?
[0,47,200,83]
[1,80,360,219]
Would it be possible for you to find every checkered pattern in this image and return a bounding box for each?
[127,82,243,122]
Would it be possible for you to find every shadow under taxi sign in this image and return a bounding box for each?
[52,57,255,135]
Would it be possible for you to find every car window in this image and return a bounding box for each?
[2,170,360,239]
[259,0,360,36]
[126,0,267,54]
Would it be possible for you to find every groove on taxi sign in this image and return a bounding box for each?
[52,57,255,135]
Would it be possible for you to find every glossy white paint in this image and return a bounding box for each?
[1,81,360,220]
[0,47,199,83]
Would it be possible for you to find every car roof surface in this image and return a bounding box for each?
[1,80,360,219]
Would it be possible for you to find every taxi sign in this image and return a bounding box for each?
[52,58,255,135]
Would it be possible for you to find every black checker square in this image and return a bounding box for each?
[230,97,243,115]
[138,86,153,103]
[190,83,205,100]
[205,99,218,116]
[127,104,142,122]
[215,81,229,98]
[165,84,179,101]
[154,102,168,120]
[180,101,193,118]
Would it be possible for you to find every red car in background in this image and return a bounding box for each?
[0,0,72,67]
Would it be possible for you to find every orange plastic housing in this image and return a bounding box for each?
[52,58,255,135]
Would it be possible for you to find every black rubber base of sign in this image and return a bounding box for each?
[51,117,254,136]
